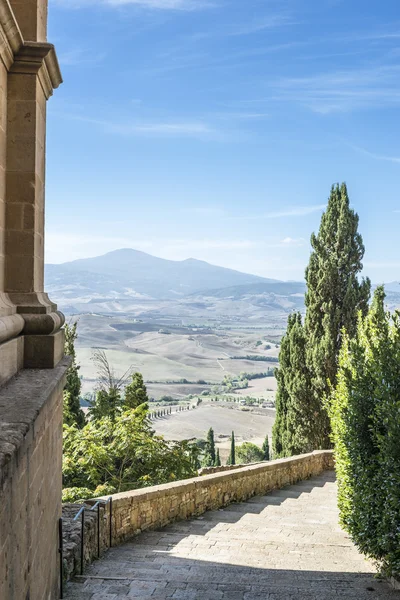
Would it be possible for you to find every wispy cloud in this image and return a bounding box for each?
[188,206,226,217]
[281,237,306,246]
[349,144,400,165]
[230,204,326,222]
[55,0,213,10]
[58,48,106,67]
[115,122,214,136]
[263,205,326,219]
[225,14,297,37]
[272,65,400,114]
[61,113,219,139]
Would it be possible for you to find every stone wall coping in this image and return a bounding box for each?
[0,357,70,485]
[95,450,333,504]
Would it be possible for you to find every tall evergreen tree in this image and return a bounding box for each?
[89,388,121,423]
[202,428,216,467]
[215,448,221,467]
[273,313,317,457]
[330,287,400,578]
[305,183,370,447]
[227,431,236,465]
[124,373,149,410]
[206,428,216,463]
[63,322,85,428]
[262,435,270,461]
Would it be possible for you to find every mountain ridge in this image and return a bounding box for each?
[45,248,282,302]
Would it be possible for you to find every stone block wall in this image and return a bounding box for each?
[62,502,112,583]
[0,359,69,600]
[103,450,333,547]
[199,463,262,476]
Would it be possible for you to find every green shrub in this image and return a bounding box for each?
[330,287,400,578]
[62,487,93,503]
[236,442,264,464]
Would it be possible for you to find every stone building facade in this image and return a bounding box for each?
[0,1,66,598]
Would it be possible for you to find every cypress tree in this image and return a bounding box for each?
[64,322,85,428]
[305,183,370,448]
[202,427,216,467]
[227,431,236,465]
[262,435,270,461]
[124,373,149,410]
[273,313,317,456]
[206,428,216,464]
[215,449,221,467]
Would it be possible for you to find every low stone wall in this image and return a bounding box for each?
[0,359,69,600]
[199,462,262,476]
[102,450,334,547]
[62,502,111,582]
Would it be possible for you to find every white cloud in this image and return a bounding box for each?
[238,205,325,221]
[272,65,400,114]
[281,237,306,246]
[349,144,400,165]
[55,0,212,10]
[265,205,326,218]
[226,15,296,37]
[61,114,219,139]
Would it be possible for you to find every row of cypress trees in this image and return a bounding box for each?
[203,428,270,467]
[273,183,371,457]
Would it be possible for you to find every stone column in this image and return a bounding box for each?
[4,0,64,368]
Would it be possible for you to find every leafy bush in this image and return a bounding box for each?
[62,487,93,503]
[63,405,200,494]
[236,442,264,464]
[330,287,400,578]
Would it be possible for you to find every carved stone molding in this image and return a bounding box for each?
[0,0,23,70]
[11,41,62,98]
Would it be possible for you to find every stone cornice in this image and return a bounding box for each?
[10,42,63,98]
[0,2,63,96]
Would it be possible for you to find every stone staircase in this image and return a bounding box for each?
[65,471,397,599]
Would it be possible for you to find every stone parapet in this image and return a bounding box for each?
[199,462,263,476]
[0,357,69,600]
[100,451,334,548]
[61,451,334,584]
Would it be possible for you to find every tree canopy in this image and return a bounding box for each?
[236,442,264,464]
[274,183,370,456]
[330,287,400,578]
[63,322,85,429]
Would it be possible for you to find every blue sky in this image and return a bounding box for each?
[46,0,400,282]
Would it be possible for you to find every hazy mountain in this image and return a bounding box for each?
[382,281,400,293]
[45,248,279,302]
[199,281,306,299]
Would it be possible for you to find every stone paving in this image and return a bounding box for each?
[65,471,397,599]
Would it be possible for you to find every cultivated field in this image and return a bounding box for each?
[74,314,280,399]
[153,402,275,462]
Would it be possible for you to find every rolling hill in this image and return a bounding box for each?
[45,248,278,302]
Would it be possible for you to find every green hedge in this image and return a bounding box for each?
[330,287,400,578]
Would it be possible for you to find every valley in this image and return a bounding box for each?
[47,248,400,452]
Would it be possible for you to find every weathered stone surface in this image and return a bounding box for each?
[100,451,334,547]
[0,358,69,600]
[62,501,113,583]
[65,472,398,600]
